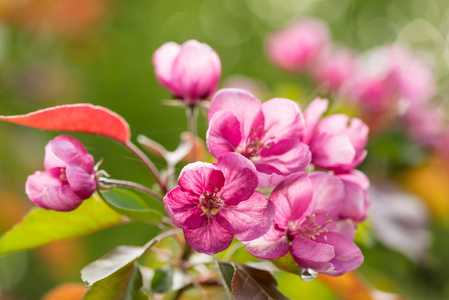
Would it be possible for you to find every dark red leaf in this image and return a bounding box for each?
[0,104,130,143]
[231,262,290,300]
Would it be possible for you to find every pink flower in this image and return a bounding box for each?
[302,98,369,173]
[207,88,311,187]
[152,40,221,105]
[312,46,356,92]
[246,172,363,276]
[266,18,330,73]
[25,135,97,211]
[163,153,276,255]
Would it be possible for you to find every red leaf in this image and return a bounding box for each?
[0,104,131,143]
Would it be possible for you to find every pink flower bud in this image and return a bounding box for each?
[266,18,330,73]
[152,40,221,105]
[25,135,97,211]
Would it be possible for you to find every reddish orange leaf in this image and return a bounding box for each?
[0,104,130,143]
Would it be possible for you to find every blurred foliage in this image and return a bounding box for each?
[0,0,449,299]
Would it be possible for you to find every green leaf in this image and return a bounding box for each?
[270,253,301,275]
[231,262,291,300]
[151,268,173,293]
[0,197,122,255]
[82,245,148,286]
[83,260,146,300]
[100,188,164,225]
[217,261,235,299]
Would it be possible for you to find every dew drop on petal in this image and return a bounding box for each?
[300,268,318,282]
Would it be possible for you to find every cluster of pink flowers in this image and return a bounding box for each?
[24,38,370,278]
[267,18,445,147]
[153,39,369,275]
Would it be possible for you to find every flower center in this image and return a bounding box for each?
[60,168,68,182]
[287,212,332,241]
[239,124,275,159]
[199,188,224,216]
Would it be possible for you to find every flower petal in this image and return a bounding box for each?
[152,42,181,95]
[214,153,259,205]
[184,218,234,255]
[310,132,356,169]
[245,226,289,259]
[163,187,204,229]
[216,191,275,241]
[308,172,345,220]
[206,111,242,158]
[44,135,88,169]
[65,155,96,199]
[339,179,370,222]
[290,234,335,272]
[259,140,311,174]
[208,89,264,141]
[25,169,63,209]
[269,172,313,227]
[261,98,305,143]
[40,184,84,212]
[315,232,364,276]
[302,97,328,144]
[178,162,225,195]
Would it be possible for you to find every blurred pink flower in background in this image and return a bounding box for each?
[163,153,275,255]
[266,18,330,73]
[25,135,97,212]
[403,103,446,147]
[152,40,221,105]
[207,88,311,187]
[312,45,357,93]
[246,172,363,276]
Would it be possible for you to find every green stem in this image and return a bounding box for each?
[98,177,163,203]
[187,105,198,163]
[125,140,167,194]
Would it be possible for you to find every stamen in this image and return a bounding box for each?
[60,168,67,181]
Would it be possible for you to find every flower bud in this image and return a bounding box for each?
[25,135,97,211]
[152,40,221,105]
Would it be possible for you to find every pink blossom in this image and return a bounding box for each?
[403,102,446,147]
[25,135,97,211]
[266,19,330,73]
[246,172,363,276]
[302,98,369,173]
[163,153,276,255]
[312,46,356,92]
[207,88,311,187]
[152,40,221,105]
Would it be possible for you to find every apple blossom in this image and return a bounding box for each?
[25,135,97,211]
[163,152,276,255]
[246,172,363,276]
[152,40,221,105]
[207,88,311,187]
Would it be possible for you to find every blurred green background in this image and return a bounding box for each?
[1,0,449,299]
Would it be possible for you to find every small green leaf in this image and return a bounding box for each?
[270,253,301,275]
[0,197,122,255]
[100,188,164,225]
[217,261,235,299]
[82,245,148,286]
[83,261,146,300]
[151,268,173,293]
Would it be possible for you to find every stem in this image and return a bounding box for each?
[187,105,198,163]
[99,177,163,203]
[143,228,183,249]
[125,140,167,194]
